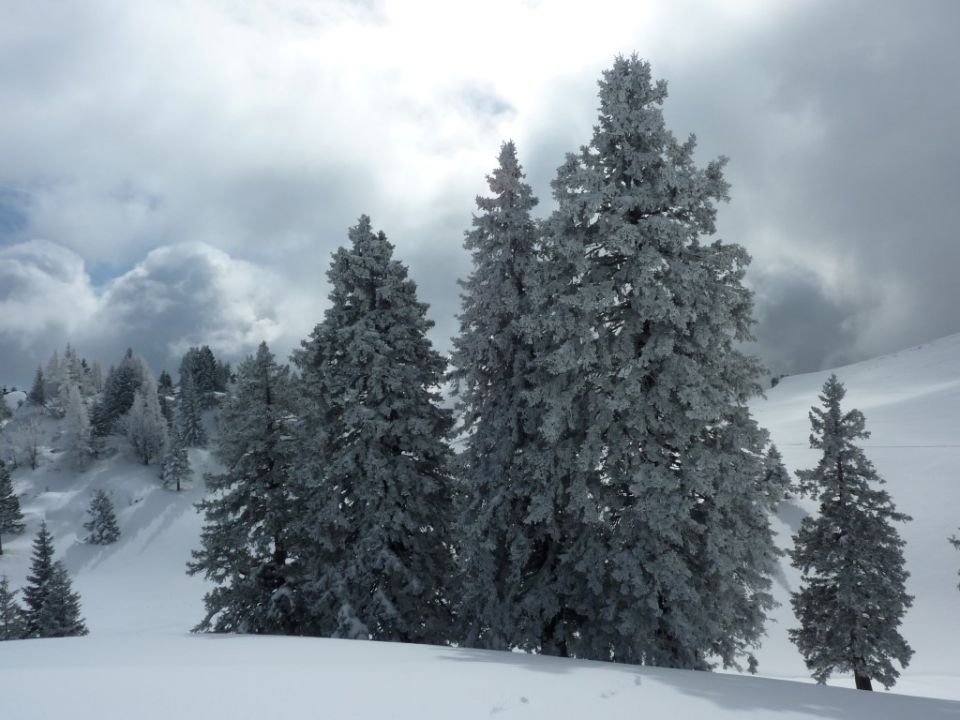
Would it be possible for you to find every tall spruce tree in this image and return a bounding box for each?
[28,366,45,406]
[83,489,120,544]
[188,342,302,634]
[0,458,25,555]
[177,373,207,448]
[294,216,455,643]
[530,55,776,668]
[36,562,87,638]
[449,142,555,650]
[0,575,25,640]
[22,522,56,637]
[790,374,913,691]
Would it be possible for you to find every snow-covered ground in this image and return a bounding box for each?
[1,334,959,718]
[751,331,960,699]
[2,633,958,720]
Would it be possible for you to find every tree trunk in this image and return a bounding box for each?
[854,672,873,691]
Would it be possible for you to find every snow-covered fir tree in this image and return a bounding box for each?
[448,142,554,651]
[124,372,168,465]
[157,370,175,426]
[22,522,56,637]
[9,413,43,470]
[294,216,456,644]
[83,489,120,544]
[91,349,146,436]
[180,345,219,409]
[0,393,9,422]
[35,562,87,638]
[177,373,207,447]
[63,382,94,469]
[528,55,776,667]
[0,458,25,555]
[43,350,62,404]
[28,366,45,406]
[189,342,302,634]
[790,374,913,691]
[0,575,25,640]
[760,443,792,510]
[162,430,192,492]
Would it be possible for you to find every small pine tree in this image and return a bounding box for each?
[162,431,191,492]
[22,522,56,638]
[63,382,94,469]
[760,443,793,509]
[0,394,11,422]
[0,459,26,555]
[83,489,120,544]
[177,374,207,447]
[124,373,168,465]
[28,367,45,406]
[91,349,146,437]
[0,575,25,640]
[35,561,87,638]
[790,375,913,691]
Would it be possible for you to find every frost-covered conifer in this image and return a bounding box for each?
[294,217,455,644]
[35,562,87,638]
[790,375,913,691]
[28,367,45,406]
[177,373,207,447]
[535,55,776,668]
[43,351,62,404]
[0,459,25,555]
[63,382,94,469]
[448,142,555,650]
[760,443,792,509]
[124,373,168,465]
[22,522,56,637]
[0,575,25,640]
[83,489,120,544]
[180,346,219,409]
[162,429,191,492]
[189,342,302,634]
[91,350,146,436]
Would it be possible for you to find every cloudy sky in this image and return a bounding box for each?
[2,0,959,387]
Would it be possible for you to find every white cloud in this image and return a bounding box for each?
[0,240,311,383]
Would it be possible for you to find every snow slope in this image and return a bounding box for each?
[1,334,959,717]
[2,634,959,720]
[751,331,960,694]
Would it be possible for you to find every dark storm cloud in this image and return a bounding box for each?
[651,1,960,370]
[1,1,959,386]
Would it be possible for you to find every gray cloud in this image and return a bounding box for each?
[2,0,959,385]
[0,240,314,386]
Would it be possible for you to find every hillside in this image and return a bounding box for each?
[751,331,960,697]
[1,334,959,717]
